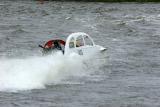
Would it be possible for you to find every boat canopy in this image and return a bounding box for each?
[65,32,95,49]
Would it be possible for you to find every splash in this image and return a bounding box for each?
[0,52,86,91]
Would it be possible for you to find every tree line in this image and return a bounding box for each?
[40,0,160,2]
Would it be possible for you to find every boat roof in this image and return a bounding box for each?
[69,32,89,38]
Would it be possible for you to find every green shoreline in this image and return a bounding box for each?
[45,0,160,2]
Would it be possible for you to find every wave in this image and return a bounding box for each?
[11,28,29,35]
[0,52,87,92]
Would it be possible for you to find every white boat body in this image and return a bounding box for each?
[64,32,106,56]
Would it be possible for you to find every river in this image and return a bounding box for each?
[0,1,160,107]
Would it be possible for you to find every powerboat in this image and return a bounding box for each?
[39,32,106,56]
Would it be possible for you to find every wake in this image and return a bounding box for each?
[0,52,86,91]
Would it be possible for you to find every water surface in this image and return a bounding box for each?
[0,1,160,107]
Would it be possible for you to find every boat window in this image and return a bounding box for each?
[69,37,75,48]
[76,36,84,47]
[84,36,93,46]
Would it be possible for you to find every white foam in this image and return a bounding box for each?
[0,52,86,91]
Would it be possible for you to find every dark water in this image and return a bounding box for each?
[0,1,160,107]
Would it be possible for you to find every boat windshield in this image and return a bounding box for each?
[84,35,93,46]
[76,36,84,47]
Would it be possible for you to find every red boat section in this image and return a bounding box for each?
[44,39,65,48]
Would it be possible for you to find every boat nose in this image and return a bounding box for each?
[100,47,107,52]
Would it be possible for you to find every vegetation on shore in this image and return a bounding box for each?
[46,0,160,2]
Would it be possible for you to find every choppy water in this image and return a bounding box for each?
[0,1,160,107]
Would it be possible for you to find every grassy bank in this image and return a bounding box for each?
[92,0,160,1]
[93,0,160,1]
[45,0,160,2]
